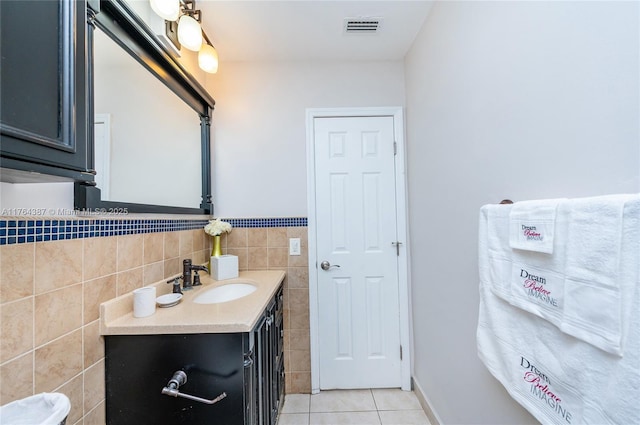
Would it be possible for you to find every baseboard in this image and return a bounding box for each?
[412,377,443,425]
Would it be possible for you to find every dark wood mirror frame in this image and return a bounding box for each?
[74,0,215,214]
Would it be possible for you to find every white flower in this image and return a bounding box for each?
[204,218,232,236]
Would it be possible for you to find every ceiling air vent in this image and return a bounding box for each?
[344,18,382,34]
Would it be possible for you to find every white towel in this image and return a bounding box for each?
[509,198,563,254]
[509,200,568,325]
[564,194,634,287]
[478,198,640,425]
[483,204,514,301]
[484,195,639,356]
[561,194,639,356]
[484,203,567,327]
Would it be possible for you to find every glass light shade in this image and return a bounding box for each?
[177,14,202,51]
[149,0,180,21]
[198,44,219,73]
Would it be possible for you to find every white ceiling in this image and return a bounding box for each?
[196,1,434,62]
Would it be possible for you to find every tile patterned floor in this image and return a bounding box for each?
[277,389,431,425]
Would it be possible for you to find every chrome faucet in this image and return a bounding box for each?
[181,259,209,290]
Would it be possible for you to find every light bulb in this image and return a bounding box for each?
[198,44,219,73]
[149,0,180,21]
[177,14,202,51]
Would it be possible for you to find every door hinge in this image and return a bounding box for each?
[400,345,403,360]
[393,141,397,156]
[391,241,403,256]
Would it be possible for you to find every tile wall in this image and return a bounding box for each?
[0,217,310,425]
[219,224,311,394]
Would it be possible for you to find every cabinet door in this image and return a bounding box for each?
[0,0,88,172]
[270,291,283,422]
[255,288,285,425]
[243,334,258,424]
[105,334,245,425]
[255,314,271,425]
[274,287,285,410]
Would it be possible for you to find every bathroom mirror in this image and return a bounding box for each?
[75,0,214,214]
[93,30,202,208]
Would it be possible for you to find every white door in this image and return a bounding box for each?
[313,116,402,389]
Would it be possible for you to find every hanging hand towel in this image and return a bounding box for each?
[509,200,569,324]
[561,194,640,356]
[484,202,566,324]
[509,198,563,254]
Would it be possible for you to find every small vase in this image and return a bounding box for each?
[211,235,222,257]
[209,235,222,273]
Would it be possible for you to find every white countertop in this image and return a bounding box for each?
[100,270,286,335]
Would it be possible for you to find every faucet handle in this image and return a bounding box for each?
[166,277,182,294]
[190,265,208,287]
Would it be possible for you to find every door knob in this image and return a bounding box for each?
[320,260,340,271]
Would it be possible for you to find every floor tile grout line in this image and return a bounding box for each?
[281,407,425,413]
[309,410,382,413]
[370,388,379,411]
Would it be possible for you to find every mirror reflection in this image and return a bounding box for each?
[93,29,202,208]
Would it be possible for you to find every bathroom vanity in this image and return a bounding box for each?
[100,271,285,425]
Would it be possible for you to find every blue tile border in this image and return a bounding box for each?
[225,217,308,228]
[0,217,307,245]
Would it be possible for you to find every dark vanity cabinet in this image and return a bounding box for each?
[0,0,92,182]
[104,286,284,425]
[256,288,285,425]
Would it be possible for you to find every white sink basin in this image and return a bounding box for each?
[193,282,257,304]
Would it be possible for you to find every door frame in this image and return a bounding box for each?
[94,113,112,200]
[305,107,411,393]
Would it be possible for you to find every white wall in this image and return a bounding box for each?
[404,1,639,424]
[206,60,406,217]
[0,182,74,211]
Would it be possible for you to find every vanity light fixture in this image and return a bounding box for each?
[198,33,219,74]
[150,0,219,72]
[149,0,180,21]
[176,0,202,51]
